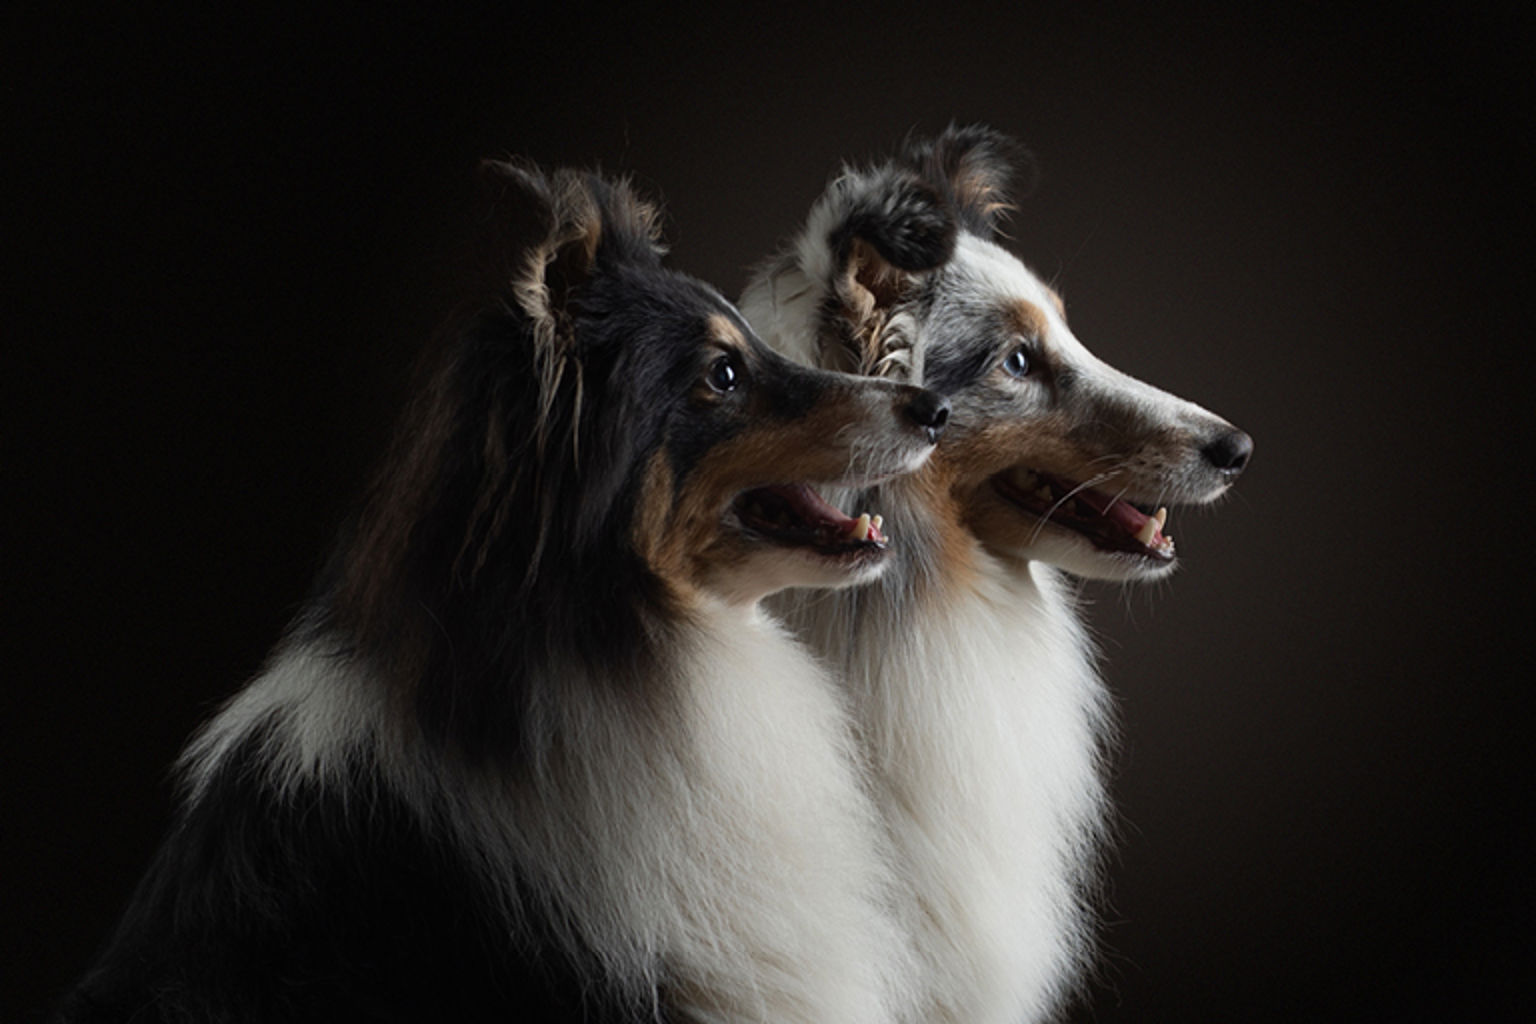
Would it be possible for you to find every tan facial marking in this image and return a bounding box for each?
[633,380,906,596]
[633,449,679,576]
[942,412,1079,489]
[1004,298,1050,342]
[707,313,748,351]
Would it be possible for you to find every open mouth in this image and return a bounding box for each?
[732,483,888,556]
[992,467,1175,561]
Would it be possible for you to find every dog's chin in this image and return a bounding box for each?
[1003,524,1179,582]
[968,470,1185,583]
[701,537,892,606]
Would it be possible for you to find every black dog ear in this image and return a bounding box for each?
[476,161,664,328]
[477,159,601,327]
[901,123,1030,239]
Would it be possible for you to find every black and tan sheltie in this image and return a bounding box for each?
[57,162,952,1023]
[742,125,1251,1024]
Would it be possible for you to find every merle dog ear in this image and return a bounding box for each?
[476,161,665,327]
[802,166,957,375]
[827,168,957,310]
[901,123,1030,239]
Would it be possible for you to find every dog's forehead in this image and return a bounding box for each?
[667,272,763,344]
[603,269,756,357]
[941,235,1063,327]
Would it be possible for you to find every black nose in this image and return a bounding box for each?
[1201,428,1253,477]
[904,389,950,441]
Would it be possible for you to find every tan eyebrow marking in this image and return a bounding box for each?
[708,313,748,350]
[1003,299,1050,342]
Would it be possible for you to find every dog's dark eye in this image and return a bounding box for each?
[705,354,739,393]
[1002,346,1031,379]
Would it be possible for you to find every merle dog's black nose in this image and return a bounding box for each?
[1202,428,1253,477]
[904,389,950,442]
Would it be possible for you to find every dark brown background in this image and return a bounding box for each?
[7,4,1532,1020]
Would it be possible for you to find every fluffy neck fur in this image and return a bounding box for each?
[775,474,1111,1024]
[182,597,918,1023]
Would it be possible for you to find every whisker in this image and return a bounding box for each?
[1027,468,1125,545]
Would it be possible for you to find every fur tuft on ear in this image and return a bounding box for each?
[899,123,1033,238]
[582,172,668,268]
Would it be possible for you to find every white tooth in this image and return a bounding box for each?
[1154,507,1168,529]
[870,514,883,531]
[850,512,871,541]
[1135,518,1159,546]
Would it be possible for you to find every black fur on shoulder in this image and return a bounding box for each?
[56,726,625,1024]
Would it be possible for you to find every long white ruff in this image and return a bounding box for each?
[179,599,919,1024]
[778,529,1111,1024]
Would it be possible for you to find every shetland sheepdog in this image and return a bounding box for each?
[57,162,952,1023]
[740,125,1252,1024]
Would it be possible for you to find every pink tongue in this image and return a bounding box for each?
[766,484,852,530]
[1104,498,1151,534]
[1041,473,1158,540]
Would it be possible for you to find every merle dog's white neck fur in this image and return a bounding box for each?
[773,478,1110,1024]
[183,597,919,1023]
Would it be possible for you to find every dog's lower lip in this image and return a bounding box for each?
[992,467,1176,561]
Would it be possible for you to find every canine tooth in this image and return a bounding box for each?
[850,512,872,541]
[1154,507,1168,529]
[870,514,883,531]
[1134,517,1160,546]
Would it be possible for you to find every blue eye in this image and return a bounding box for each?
[706,354,739,392]
[1002,346,1031,378]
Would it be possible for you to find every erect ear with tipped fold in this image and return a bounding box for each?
[828,168,956,302]
[476,161,665,328]
[477,159,602,328]
[813,167,956,375]
[900,123,1027,239]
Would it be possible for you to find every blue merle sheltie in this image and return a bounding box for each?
[56,162,953,1023]
[741,125,1252,1023]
